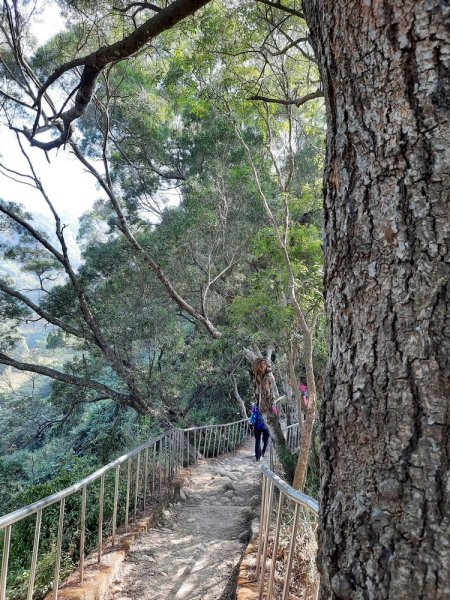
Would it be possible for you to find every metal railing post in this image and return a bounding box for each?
[267,492,284,599]
[258,478,274,599]
[199,429,204,458]
[52,497,65,600]
[164,435,168,482]
[112,466,119,547]
[27,510,42,600]
[281,503,300,600]
[206,427,212,458]
[213,427,218,457]
[152,443,156,497]
[256,476,267,576]
[169,431,173,479]
[80,486,86,581]
[125,459,131,531]
[194,429,197,463]
[160,437,163,486]
[98,474,105,563]
[143,447,149,510]
[0,525,11,600]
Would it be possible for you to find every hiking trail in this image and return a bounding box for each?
[110,437,262,600]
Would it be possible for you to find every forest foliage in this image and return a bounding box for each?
[0,0,325,519]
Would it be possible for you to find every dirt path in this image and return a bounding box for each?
[110,438,262,600]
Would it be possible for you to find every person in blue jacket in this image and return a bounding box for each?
[249,402,269,461]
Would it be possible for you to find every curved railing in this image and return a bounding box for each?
[256,463,319,599]
[0,419,249,600]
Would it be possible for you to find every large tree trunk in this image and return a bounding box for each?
[303,1,450,598]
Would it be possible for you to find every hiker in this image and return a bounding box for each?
[249,402,269,462]
[298,379,308,408]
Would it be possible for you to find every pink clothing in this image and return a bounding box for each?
[298,383,308,407]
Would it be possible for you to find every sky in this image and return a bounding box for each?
[0,2,101,228]
[0,126,103,225]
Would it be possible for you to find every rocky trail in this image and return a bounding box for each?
[110,438,262,600]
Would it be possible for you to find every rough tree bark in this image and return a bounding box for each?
[303,1,450,598]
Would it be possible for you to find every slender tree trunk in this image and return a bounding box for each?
[303,1,450,598]
[280,354,297,426]
[292,327,317,489]
[230,373,249,419]
[287,342,305,428]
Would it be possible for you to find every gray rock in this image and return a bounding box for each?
[216,468,238,481]
[239,529,251,543]
[222,481,236,492]
[141,555,156,563]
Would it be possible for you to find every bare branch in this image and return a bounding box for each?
[248,89,324,107]
[255,0,305,19]
[269,36,308,56]
[230,373,248,419]
[0,202,65,264]
[0,88,33,109]
[113,2,162,13]
[201,255,237,320]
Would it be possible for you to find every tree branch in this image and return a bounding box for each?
[0,280,96,344]
[0,352,131,405]
[113,2,162,13]
[230,373,248,419]
[255,0,305,19]
[248,89,323,107]
[69,141,223,339]
[27,0,211,149]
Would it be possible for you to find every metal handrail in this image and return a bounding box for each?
[0,431,169,530]
[256,462,319,600]
[260,464,318,513]
[0,418,250,600]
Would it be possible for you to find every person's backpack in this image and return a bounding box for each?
[253,408,266,431]
[248,413,256,426]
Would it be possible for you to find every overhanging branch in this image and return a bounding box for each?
[27,0,211,149]
[0,280,96,344]
[0,352,130,404]
[248,89,323,107]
